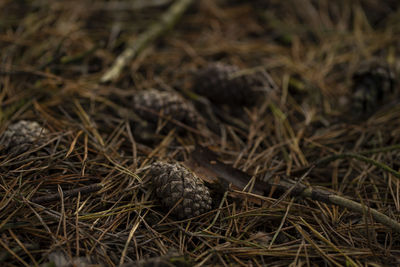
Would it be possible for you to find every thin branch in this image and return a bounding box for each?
[100,0,194,83]
[269,177,400,233]
[191,146,400,233]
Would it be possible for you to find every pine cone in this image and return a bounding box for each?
[351,59,395,115]
[148,162,212,220]
[1,120,49,154]
[193,62,269,106]
[132,89,203,128]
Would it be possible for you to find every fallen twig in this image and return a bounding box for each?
[191,146,400,233]
[271,177,400,233]
[100,0,194,83]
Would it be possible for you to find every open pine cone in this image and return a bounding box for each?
[351,59,395,115]
[193,62,270,106]
[132,89,203,129]
[1,120,49,155]
[148,162,212,220]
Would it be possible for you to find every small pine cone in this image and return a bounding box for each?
[1,120,49,154]
[193,62,269,106]
[132,89,203,128]
[148,162,212,220]
[351,59,395,115]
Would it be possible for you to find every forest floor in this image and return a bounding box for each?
[1,0,400,266]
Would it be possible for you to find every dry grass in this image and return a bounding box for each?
[1,0,400,266]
